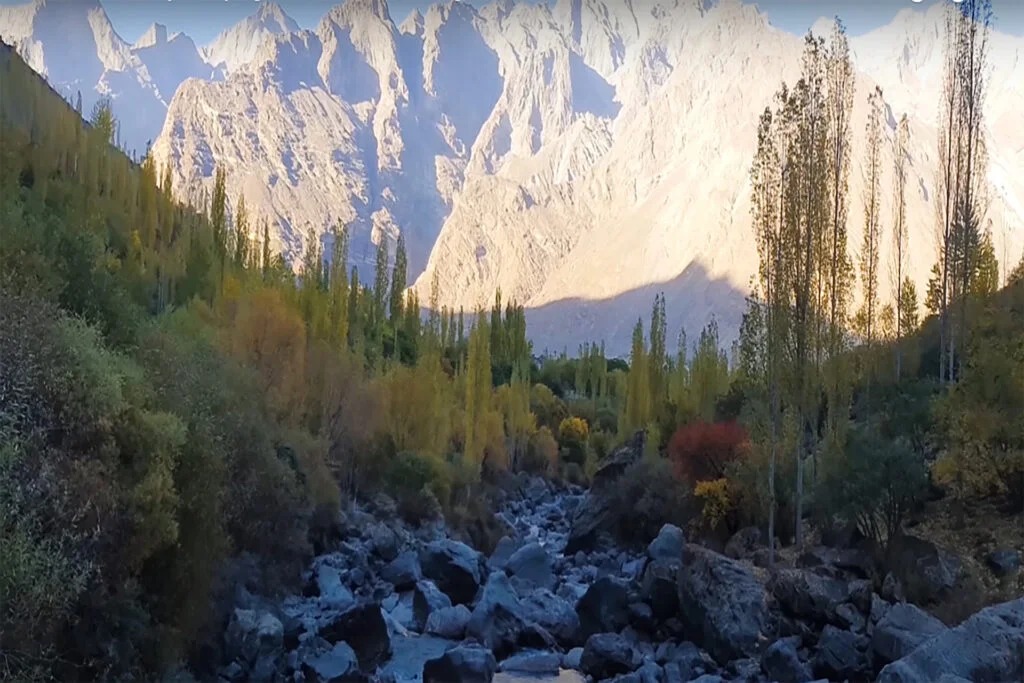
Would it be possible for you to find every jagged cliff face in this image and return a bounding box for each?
[5,0,1024,354]
[0,0,221,155]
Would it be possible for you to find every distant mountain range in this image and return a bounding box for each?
[3,0,1022,355]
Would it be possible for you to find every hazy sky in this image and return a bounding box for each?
[5,0,1023,46]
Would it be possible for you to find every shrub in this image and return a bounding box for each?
[669,420,749,484]
[522,426,559,475]
[531,383,568,430]
[692,478,733,534]
[606,459,692,547]
[559,416,590,466]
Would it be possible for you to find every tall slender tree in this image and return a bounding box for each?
[859,86,884,355]
[891,114,910,380]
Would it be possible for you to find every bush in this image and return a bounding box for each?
[559,416,590,466]
[692,478,733,534]
[669,420,749,483]
[606,459,693,547]
[522,426,559,475]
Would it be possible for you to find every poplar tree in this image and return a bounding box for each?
[329,221,350,349]
[859,86,884,353]
[234,195,249,269]
[891,114,910,380]
[622,318,650,437]
[464,312,492,469]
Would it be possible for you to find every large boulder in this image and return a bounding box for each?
[577,576,630,638]
[642,559,680,620]
[647,524,686,564]
[505,543,554,589]
[381,551,422,590]
[498,651,562,675]
[566,432,645,553]
[876,598,1024,683]
[677,545,768,663]
[887,535,961,604]
[425,604,472,639]
[724,527,763,560]
[580,633,639,679]
[519,588,582,646]
[300,642,361,683]
[420,540,484,605]
[871,602,948,665]
[368,521,400,561]
[760,636,812,683]
[316,565,356,611]
[488,536,518,572]
[769,568,858,625]
[423,645,497,683]
[320,603,391,672]
[987,548,1021,578]
[466,572,532,657]
[811,625,872,681]
[413,580,453,631]
[224,608,284,668]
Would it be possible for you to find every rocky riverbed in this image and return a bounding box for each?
[214,446,1024,683]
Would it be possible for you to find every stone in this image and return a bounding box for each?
[300,641,360,683]
[608,660,663,683]
[519,588,581,646]
[882,571,906,603]
[498,651,562,674]
[316,565,356,612]
[413,580,453,631]
[811,625,871,681]
[566,433,644,553]
[488,536,518,571]
[770,568,857,625]
[835,602,867,633]
[656,641,715,680]
[760,636,812,683]
[224,608,283,667]
[628,601,655,633]
[677,544,768,663]
[423,645,497,683]
[987,548,1021,577]
[724,526,762,560]
[641,558,680,620]
[420,539,484,605]
[368,522,399,561]
[425,604,472,639]
[580,632,639,679]
[871,602,948,665]
[466,571,532,658]
[320,603,391,672]
[887,535,961,604]
[563,647,584,670]
[505,542,554,589]
[381,551,422,590]
[647,524,686,564]
[577,576,630,638]
[876,598,1024,683]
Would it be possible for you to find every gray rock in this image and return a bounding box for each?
[770,568,857,625]
[628,601,654,633]
[505,542,554,589]
[316,565,356,611]
[413,580,453,631]
[871,602,948,665]
[882,571,906,603]
[425,604,472,639]
[563,647,584,670]
[369,522,400,561]
[224,608,283,667]
[382,551,422,590]
[498,651,562,674]
[580,632,639,679]
[888,535,961,604]
[466,571,532,658]
[760,636,812,683]
[647,524,686,564]
[319,603,391,672]
[657,641,716,680]
[835,602,867,633]
[488,536,518,571]
[811,625,871,681]
[577,576,630,638]
[724,526,762,560]
[608,660,663,683]
[519,588,581,646]
[987,548,1021,577]
[423,645,497,683]
[876,598,1024,683]
[420,539,484,605]
[677,545,768,663]
[566,433,644,553]
[300,641,359,682]
[641,558,680,620]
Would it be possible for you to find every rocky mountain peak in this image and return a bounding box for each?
[203,1,299,74]
[134,22,168,49]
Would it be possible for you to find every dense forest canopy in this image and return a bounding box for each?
[1,0,1022,678]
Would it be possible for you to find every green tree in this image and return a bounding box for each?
[464,311,492,469]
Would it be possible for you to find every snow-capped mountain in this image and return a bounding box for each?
[5,0,1024,354]
[0,0,220,155]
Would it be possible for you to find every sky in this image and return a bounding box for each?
[3,0,1023,46]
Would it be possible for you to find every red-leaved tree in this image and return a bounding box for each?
[669,420,750,484]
